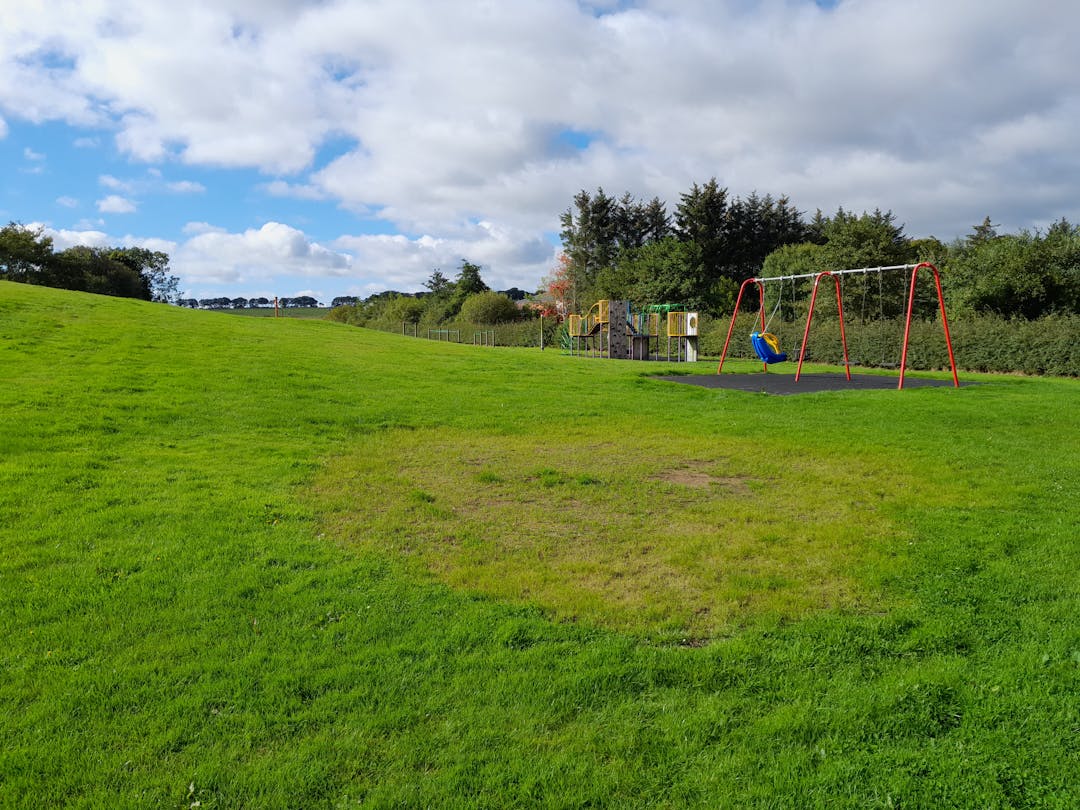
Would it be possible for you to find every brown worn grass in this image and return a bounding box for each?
[312,426,965,638]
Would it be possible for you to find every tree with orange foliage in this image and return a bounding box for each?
[532,252,573,319]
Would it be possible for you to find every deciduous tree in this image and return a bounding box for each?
[0,222,54,282]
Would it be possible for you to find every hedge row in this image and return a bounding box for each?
[349,313,1079,377]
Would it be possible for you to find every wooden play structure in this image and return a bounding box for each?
[567,300,699,361]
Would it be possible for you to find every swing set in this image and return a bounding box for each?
[717,262,959,389]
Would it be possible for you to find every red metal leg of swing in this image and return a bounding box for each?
[795,279,821,381]
[834,275,852,380]
[899,262,959,389]
[717,279,765,374]
[796,272,851,382]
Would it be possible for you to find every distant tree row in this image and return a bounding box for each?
[551,183,1080,320]
[761,213,1080,321]
[177,296,320,310]
[329,259,531,329]
[0,222,179,303]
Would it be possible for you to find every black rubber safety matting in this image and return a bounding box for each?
[655,372,968,396]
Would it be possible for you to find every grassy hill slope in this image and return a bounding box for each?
[1,281,1077,808]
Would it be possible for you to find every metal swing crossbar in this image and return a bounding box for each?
[746,263,917,284]
[716,262,959,389]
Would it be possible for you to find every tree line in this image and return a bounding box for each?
[552,182,1080,321]
[8,185,1077,330]
[0,222,179,303]
[555,181,806,315]
[178,296,321,310]
[0,220,530,326]
[328,259,535,329]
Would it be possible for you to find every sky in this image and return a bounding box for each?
[2,0,1079,304]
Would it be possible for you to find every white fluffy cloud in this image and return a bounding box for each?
[100,175,133,192]
[166,180,206,194]
[5,0,1080,293]
[173,221,351,284]
[334,220,556,292]
[34,217,548,299]
[33,224,111,250]
[96,195,137,214]
[34,222,176,253]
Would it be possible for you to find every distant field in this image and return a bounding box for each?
[2,280,1078,808]
[218,306,329,319]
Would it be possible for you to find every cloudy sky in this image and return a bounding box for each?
[2,0,1078,303]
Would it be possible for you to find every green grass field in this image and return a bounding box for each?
[2,280,1078,808]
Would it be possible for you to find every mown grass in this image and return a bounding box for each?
[1,280,1078,808]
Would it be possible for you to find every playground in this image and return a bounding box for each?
[567,299,700,361]
[565,262,963,390]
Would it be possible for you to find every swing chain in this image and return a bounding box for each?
[763,281,784,333]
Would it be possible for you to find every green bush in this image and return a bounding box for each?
[326,303,364,325]
[387,296,426,325]
[458,291,522,324]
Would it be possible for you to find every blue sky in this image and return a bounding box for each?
[2,120,385,241]
[3,0,1079,304]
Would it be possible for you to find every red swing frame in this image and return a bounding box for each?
[716,262,959,389]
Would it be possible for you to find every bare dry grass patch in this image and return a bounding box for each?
[313,427,971,637]
[653,465,755,494]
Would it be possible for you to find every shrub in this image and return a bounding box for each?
[459,291,522,324]
[387,296,425,325]
[327,304,366,326]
